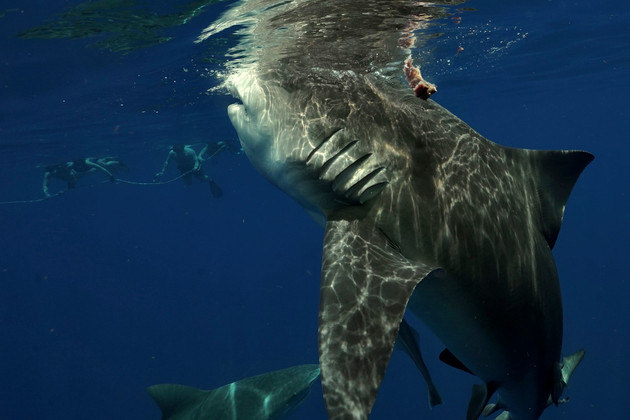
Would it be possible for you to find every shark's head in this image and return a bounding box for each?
[227,68,276,170]
[148,364,321,420]
[226,67,317,212]
[226,65,365,224]
[226,63,315,184]
[270,365,321,419]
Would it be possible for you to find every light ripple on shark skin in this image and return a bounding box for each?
[148,364,321,420]
[200,1,592,419]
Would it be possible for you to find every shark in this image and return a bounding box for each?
[147,364,320,420]
[146,300,436,420]
[198,0,592,418]
[396,318,443,409]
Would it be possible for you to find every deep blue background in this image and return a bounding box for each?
[1,1,628,419]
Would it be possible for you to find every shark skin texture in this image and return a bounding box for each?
[198,1,593,419]
[148,364,320,420]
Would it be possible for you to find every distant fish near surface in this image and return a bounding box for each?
[148,364,320,420]
[198,1,592,419]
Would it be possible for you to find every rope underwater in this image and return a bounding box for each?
[114,170,192,186]
[0,195,59,205]
[1,142,231,205]
[117,144,228,186]
[0,171,193,205]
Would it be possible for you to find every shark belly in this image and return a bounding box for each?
[408,236,563,419]
[227,69,390,224]
[227,71,327,220]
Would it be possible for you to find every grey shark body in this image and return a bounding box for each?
[200,0,591,418]
[148,364,320,420]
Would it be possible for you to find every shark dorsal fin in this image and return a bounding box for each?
[551,349,586,404]
[147,384,207,418]
[531,150,593,249]
[561,349,586,384]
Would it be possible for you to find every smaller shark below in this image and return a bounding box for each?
[147,364,320,420]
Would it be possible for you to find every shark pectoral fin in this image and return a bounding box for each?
[396,318,443,408]
[551,349,586,405]
[467,382,499,420]
[319,219,439,419]
[531,149,593,249]
[439,348,474,375]
[147,384,207,419]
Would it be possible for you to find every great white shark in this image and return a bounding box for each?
[198,0,592,418]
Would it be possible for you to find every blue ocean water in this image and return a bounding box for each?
[0,0,628,419]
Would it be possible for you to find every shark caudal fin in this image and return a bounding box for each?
[318,218,442,419]
[530,150,593,249]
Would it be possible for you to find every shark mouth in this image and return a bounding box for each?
[227,85,249,119]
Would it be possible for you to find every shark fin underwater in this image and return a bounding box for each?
[148,364,320,420]
[198,0,593,418]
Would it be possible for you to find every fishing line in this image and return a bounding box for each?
[0,180,106,205]
[0,194,60,205]
[1,145,228,205]
[0,172,192,205]
[114,170,192,186]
